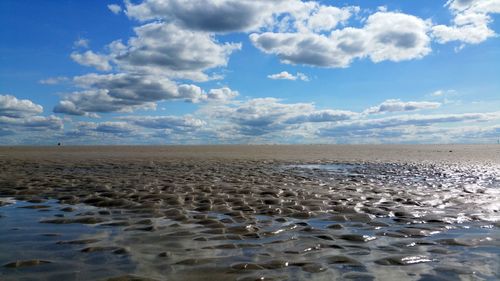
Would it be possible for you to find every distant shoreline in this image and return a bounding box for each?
[1,144,499,164]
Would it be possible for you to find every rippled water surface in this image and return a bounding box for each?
[0,160,499,280]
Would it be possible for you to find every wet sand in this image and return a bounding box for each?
[1,144,500,163]
[0,145,499,280]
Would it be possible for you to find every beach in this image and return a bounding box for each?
[0,145,499,280]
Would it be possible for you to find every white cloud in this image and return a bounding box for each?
[121,115,205,131]
[107,4,122,15]
[206,87,239,102]
[0,95,62,134]
[318,112,500,140]
[124,0,306,32]
[0,115,63,131]
[54,72,181,115]
[364,99,441,114]
[65,121,137,139]
[54,89,156,116]
[39,76,69,85]
[54,73,240,115]
[73,38,89,48]
[178,85,238,103]
[0,95,43,118]
[198,98,358,137]
[177,84,205,103]
[431,90,445,97]
[304,6,356,33]
[284,110,357,124]
[71,50,112,71]
[432,12,495,44]
[251,11,431,68]
[111,22,241,81]
[433,0,500,45]
[267,71,309,81]
[73,73,179,102]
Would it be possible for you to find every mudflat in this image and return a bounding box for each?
[0,145,499,281]
[1,144,499,163]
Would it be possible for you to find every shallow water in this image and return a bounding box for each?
[0,160,499,280]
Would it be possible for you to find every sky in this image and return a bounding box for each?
[0,0,499,145]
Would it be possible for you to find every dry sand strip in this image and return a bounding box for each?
[0,144,499,163]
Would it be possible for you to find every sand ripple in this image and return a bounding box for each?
[0,157,498,280]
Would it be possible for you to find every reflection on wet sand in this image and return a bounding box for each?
[0,146,499,280]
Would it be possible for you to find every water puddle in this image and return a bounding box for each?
[0,199,135,280]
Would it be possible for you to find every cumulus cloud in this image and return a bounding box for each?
[0,115,63,131]
[432,0,500,45]
[195,97,500,142]
[364,99,441,114]
[71,50,112,71]
[284,110,357,124]
[89,121,134,134]
[54,89,153,116]
[251,11,431,68]
[302,5,357,33]
[319,112,500,137]
[53,73,178,116]
[200,98,358,137]
[125,0,295,32]
[0,95,43,118]
[178,86,239,103]
[206,87,239,102]
[124,0,359,34]
[177,84,205,103]
[111,22,241,81]
[74,73,179,102]
[107,4,122,15]
[54,72,239,115]
[201,98,313,136]
[0,95,63,136]
[268,71,309,81]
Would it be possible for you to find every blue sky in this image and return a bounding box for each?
[1,0,499,144]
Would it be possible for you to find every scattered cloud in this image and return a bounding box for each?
[107,4,122,15]
[6,0,500,144]
[268,71,309,81]
[73,38,90,48]
[206,87,239,102]
[54,72,180,115]
[110,22,241,81]
[39,76,69,85]
[121,115,205,131]
[73,73,179,102]
[319,112,500,138]
[284,110,357,124]
[0,95,63,133]
[432,0,500,45]
[0,95,43,118]
[64,121,137,139]
[124,0,302,32]
[0,115,63,131]
[251,12,431,68]
[199,98,358,137]
[71,50,111,71]
[431,90,446,96]
[54,72,240,116]
[364,99,441,114]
